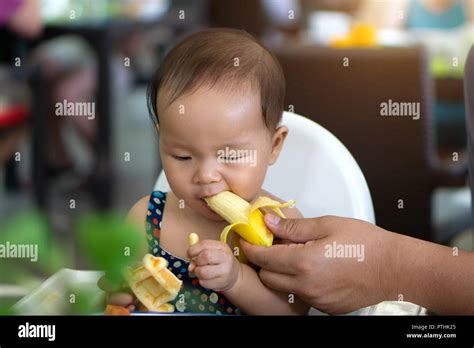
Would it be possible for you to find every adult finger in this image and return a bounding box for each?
[259,269,298,294]
[240,240,302,274]
[264,214,329,243]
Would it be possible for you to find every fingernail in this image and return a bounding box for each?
[265,214,281,225]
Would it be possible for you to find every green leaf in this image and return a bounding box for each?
[0,210,71,280]
[76,213,145,285]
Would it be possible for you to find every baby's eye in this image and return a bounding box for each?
[173,155,191,161]
[223,155,244,161]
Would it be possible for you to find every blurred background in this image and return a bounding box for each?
[0,0,473,309]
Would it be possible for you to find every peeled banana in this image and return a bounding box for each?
[204,191,295,248]
[188,233,199,246]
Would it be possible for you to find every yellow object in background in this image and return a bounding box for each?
[330,23,377,48]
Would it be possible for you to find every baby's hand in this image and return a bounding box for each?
[187,240,241,292]
[97,275,137,311]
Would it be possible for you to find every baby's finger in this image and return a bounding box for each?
[188,262,196,273]
[108,292,135,307]
[194,264,225,280]
[193,248,226,267]
[187,240,226,258]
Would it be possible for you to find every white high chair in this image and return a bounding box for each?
[154,111,375,223]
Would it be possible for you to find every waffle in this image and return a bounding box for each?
[125,254,182,312]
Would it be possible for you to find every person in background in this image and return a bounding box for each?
[406,0,471,29]
[357,0,473,29]
[356,0,472,162]
[33,36,97,179]
[402,0,473,152]
[0,0,42,38]
[0,0,42,190]
[1,0,98,190]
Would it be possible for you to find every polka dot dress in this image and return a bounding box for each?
[145,191,239,315]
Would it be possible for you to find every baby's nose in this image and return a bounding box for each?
[192,160,221,185]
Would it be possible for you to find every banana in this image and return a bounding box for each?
[204,191,295,248]
[188,233,199,246]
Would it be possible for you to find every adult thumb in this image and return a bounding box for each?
[264,214,328,243]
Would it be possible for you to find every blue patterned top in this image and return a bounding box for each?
[145,190,239,315]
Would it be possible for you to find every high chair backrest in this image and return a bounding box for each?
[154,111,375,223]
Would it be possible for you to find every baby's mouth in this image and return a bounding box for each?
[199,192,222,201]
[198,196,212,208]
[197,197,224,220]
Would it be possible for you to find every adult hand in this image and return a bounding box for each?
[241,215,399,314]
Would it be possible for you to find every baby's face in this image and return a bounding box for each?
[158,84,285,221]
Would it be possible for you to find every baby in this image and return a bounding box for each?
[118,28,308,315]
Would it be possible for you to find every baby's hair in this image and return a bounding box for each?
[146,28,285,132]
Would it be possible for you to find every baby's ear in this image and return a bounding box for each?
[269,126,288,165]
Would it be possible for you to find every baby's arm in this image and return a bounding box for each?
[226,205,309,315]
[226,262,309,315]
[188,240,308,315]
[188,204,309,315]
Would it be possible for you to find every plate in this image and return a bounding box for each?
[12,269,105,315]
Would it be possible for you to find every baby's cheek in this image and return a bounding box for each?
[227,164,267,201]
[162,161,190,196]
